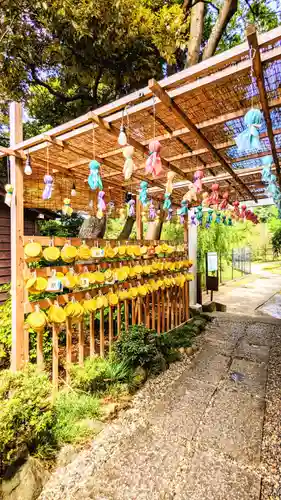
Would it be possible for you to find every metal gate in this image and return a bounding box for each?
[232,247,252,275]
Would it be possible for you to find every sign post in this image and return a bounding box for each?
[206,251,219,301]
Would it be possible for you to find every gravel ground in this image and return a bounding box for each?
[39,316,281,500]
[260,328,281,500]
[39,348,199,500]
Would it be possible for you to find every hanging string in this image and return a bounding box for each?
[92,126,96,160]
[249,46,256,109]
[46,145,50,175]
[6,157,10,184]
[152,96,156,139]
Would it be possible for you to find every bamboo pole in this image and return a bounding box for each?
[99,308,105,357]
[78,319,84,365]
[37,331,44,370]
[66,318,72,383]
[52,324,59,391]
[89,312,95,356]
[10,102,25,371]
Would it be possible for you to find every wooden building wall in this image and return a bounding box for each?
[0,200,38,302]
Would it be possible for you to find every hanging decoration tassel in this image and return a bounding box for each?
[233,200,240,219]
[163,193,171,210]
[165,171,175,194]
[215,212,221,224]
[183,184,197,204]
[4,184,13,207]
[227,216,233,226]
[119,208,126,220]
[222,215,227,225]
[128,199,136,217]
[191,214,197,226]
[202,191,210,207]
[219,190,229,210]
[193,169,204,193]
[178,200,188,224]
[88,160,103,190]
[240,204,247,220]
[123,146,135,180]
[149,199,156,220]
[62,198,73,216]
[97,191,106,219]
[42,174,53,200]
[205,209,213,228]
[166,208,173,222]
[196,205,203,226]
[208,183,220,207]
[139,181,148,206]
[145,140,163,177]
[261,156,273,183]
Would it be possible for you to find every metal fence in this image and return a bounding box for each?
[232,247,252,275]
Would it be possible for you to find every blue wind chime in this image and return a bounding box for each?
[88,128,103,191]
[235,47,263,153]
[261,155,281,217]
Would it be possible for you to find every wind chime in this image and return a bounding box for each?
[42,146,54,201]
[145,97,163,178]
[235,46,262,152]
[88,126,103,191]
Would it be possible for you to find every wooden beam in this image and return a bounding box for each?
[149,79,258,202]
[2,33,281,158]
[246,24,281,187]
[96,97,281,162]
[0,145,26,159]
[10,102,25,371]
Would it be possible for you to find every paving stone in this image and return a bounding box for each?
[173,450,261,500]
[197,385,265,465]
[235,338,270,363]
[245,323,273,347]
[149,378,215,440]
[227,358,267,397]
[186,344,230,385]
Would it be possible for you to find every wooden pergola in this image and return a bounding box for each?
[1,24,281,371]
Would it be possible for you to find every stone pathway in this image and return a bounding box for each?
[202,262,281,315]
[40,314,281,500]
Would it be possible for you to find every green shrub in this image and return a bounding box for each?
[272,227,281,256]
[0,297,12,366]
[0,366,55,475]
[114,325,160,370]
[54,390,101,444]
[69,356,133,394]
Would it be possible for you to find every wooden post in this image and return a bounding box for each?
[89,313,95,356]
[37,331,44,370]
[136,196,143,239]
[78,319,84,365]
[151,291,156,330]
[117,302,121,337]
[66,318,72,383]
[10,102,24,371]
[52,324,59,391]
[124,299,129,330]
[108,306,113,349]
[99,307,105,357]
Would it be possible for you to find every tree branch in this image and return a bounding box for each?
[29,65,89,102]
[202,0,238,60]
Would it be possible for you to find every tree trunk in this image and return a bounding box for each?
[202,0,238,60]
[79,216,106,239]
[145,218,164,240]
[186,1,205,67]
[118,216,135,240]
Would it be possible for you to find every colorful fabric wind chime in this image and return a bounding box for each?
[145,97,163,178]
[261,155,281,217]
[235,47,262,152]
[88,127,103,191]
[42,146,54,201]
